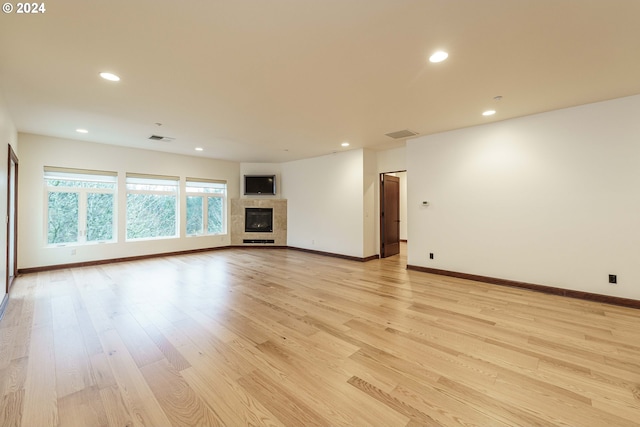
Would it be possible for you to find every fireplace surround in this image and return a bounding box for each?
[230,199,287,246]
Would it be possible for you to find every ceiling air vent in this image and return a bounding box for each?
[148,135,175,142]
[385,129,418,139]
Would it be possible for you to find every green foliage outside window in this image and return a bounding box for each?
[87,193,114,241]
[126,194,177,239]
[208,197,223,234]
[186,196,204,235]
[45,171,224,245]
[185,180,225,236]
[46,176,116,245]
[47,192,79,244]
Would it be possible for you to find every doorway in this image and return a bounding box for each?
[380,172,404,258]
[6,145,18,292]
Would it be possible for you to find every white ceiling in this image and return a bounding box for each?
[2,0,640,163]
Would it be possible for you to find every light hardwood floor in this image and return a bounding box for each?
[1,245,640,426]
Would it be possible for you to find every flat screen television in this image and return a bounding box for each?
[244,175,276,195]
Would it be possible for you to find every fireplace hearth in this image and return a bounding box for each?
[245,208,273,233]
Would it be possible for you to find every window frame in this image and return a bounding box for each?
[44,167,117,247]
[125,173,180,241]
[185,178,227,237]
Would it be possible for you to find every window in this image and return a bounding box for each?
[126,174,179,240]
[186,178,226,236]
[45,167,117,245]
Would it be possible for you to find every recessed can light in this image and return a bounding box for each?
[99,72,120,82]
[195,147,204,151]
[341,142,350,147]
[76,128,88,133]
[429,51,449,63]
[482,110,496,116]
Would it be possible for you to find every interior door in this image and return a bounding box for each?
[380,174,400,258]
[6,145,18,292]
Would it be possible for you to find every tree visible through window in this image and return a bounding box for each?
[48,191,79,244]
[186,179,226,236]
[126,175,179,240]
[46,170,226,245]
[45,168,116,245]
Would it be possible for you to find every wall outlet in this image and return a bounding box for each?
[609,274,617,284]
[429,253,434,259]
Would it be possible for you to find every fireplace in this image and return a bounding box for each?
[231,199,286,246]
[245,208,273,233]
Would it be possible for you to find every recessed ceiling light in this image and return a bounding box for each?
[99,72,120,82]
[195,147,204,151]
[341,142,350,147]
[76,128,88,133]
[429,51,449,63]
[482,110,496,116]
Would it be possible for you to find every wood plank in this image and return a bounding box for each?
[54,325,95,398]
[21,324,58,427]
[89,352,117,390]
[110,312,164,368]
[237,369,331,427]
[0,389,24,427]
[57,386,109,427]
[3,244,640,426]
[51,295,79,330]
[347,375,433,426]
[98,328,172,426]
[98,385,134,427]
[140,358,224,427]
[0,357,28,396]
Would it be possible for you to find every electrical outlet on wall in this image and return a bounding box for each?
[609,274,617,284]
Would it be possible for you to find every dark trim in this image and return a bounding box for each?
[289,246,379,262]
[17,244,380,275]
[400,239,408,243]
[0,293,8,322]
[17,246,230,275]
[380,172,404,258]
[407,265,640,310]
[379,172,385,258]
[228,245,288,249]
[6,144,18,293]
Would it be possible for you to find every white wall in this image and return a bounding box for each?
[363,149,378,257]
[377,146,406,173]
[18,133,239,269]
[0,94,18,301]
[407,94,640,300]
[282,149,365,257]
